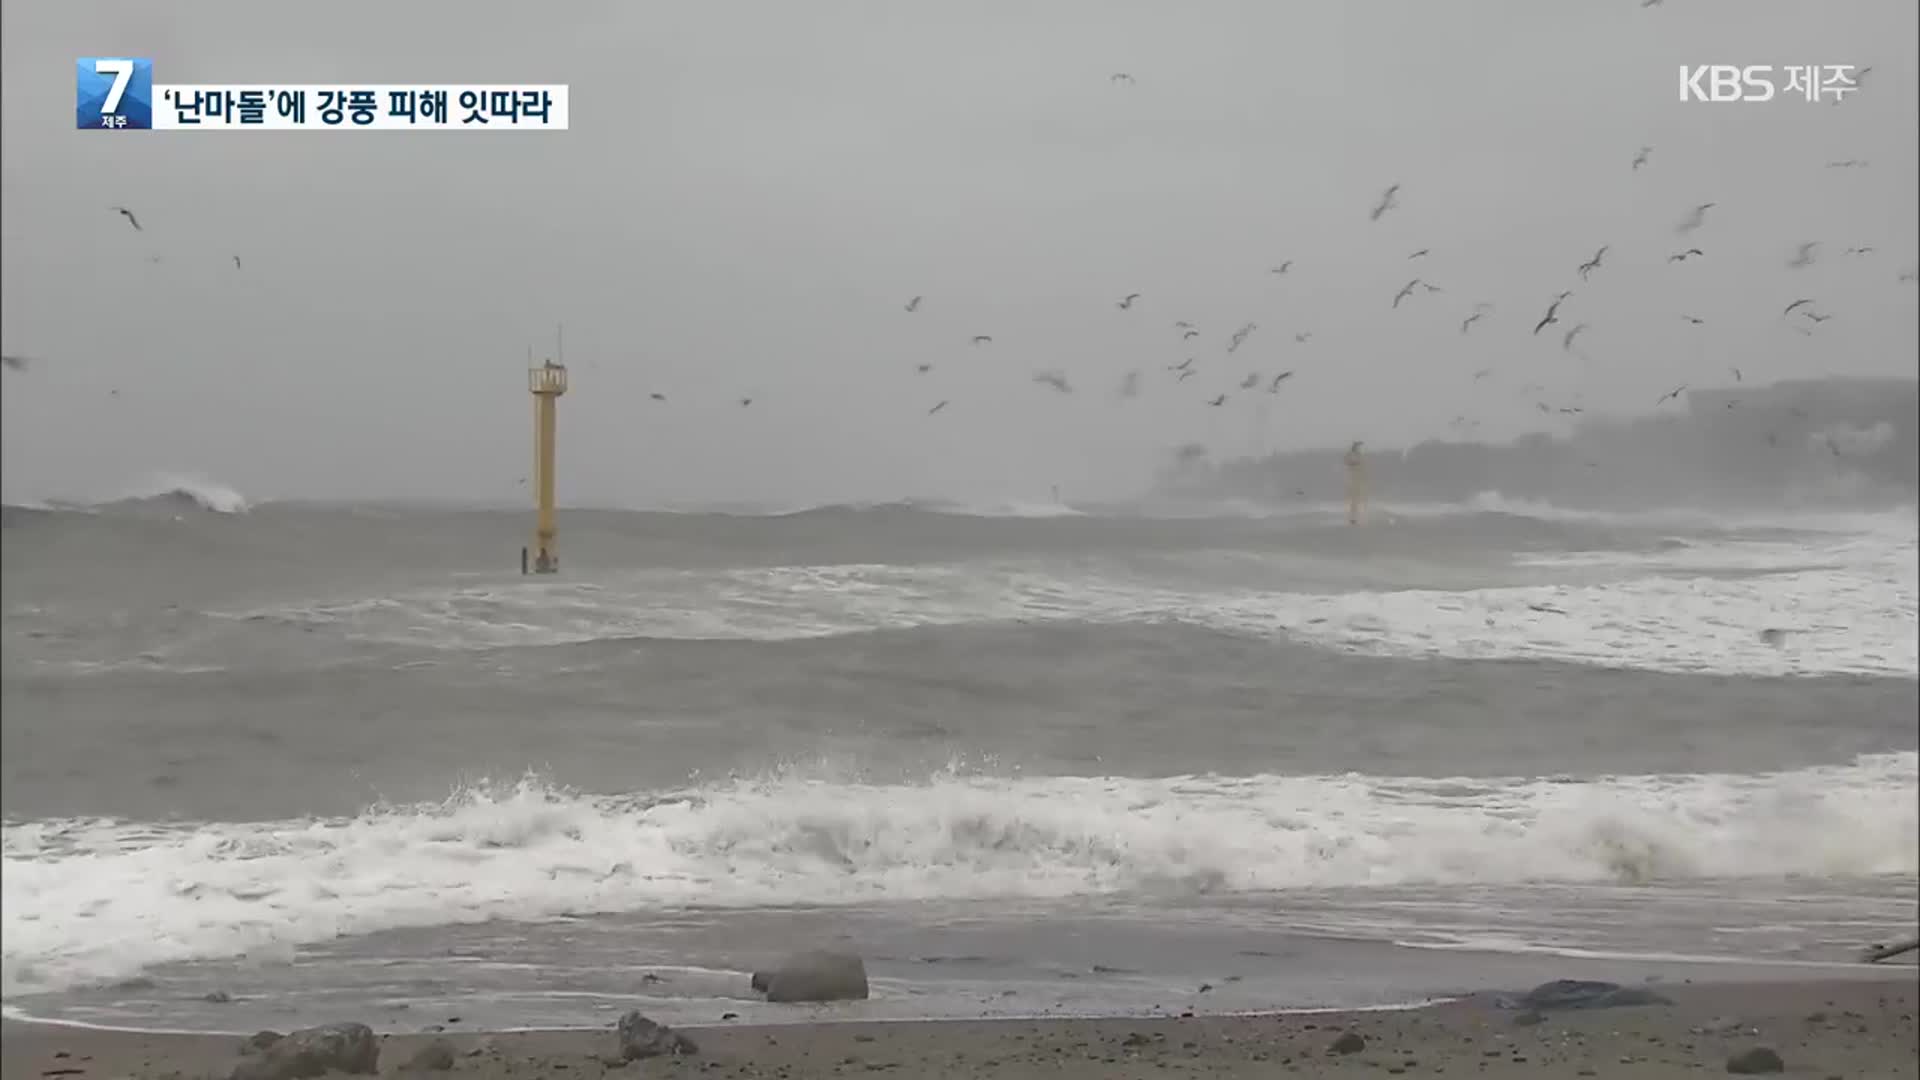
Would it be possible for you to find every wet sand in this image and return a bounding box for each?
[4,976,1915,1079]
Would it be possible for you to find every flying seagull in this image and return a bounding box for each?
[1632,146,1653,170]
[1270,261,1292,275]
[915,363,932,374]
[1472,368,1492,381]
[1730,367,1743,382]
[232,255,242,270]
[1658,386,1687,404]
[1239,373,1260,390]
[1206,394,1227,407]
[1782,298,1815,316]
[1172,320,1194,330]
[1033,371,1072,393]
[1676,202,1715,234]
[1843,246,1874,256]
[738,397,753,407]
[1460,312,1485,334]
[1,354,28,371]
[1681,314,1705,325]
[1830,66,1870,105]
[1803,311,1833,324]
[971,335,993,346]
[1169,358,1195,373]
[1369,183,1401,222]
[1788,242,1820,269]
[1176,369,1195,382]
[1392,279,1424,308]
[112,206,142,231]
[1110,73,1135,85]
[1532,295,1567,335]
[1267,371,1294,392]
[1407,248,1430,260]
[1182,329,1199,340]
[1562,323,1589,351]
[1293,332,1312,344]
[1576,246,1609,280]
[928,400,948,415]
[905,296,922,312]
[649,392,666,402]
[1668,248,1704,263]
[1117,293,1141,310]
[1826,159,1868,168]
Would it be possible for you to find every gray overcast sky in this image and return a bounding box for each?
[2,1,1915,507]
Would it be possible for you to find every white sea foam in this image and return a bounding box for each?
[750,497,1085,519]
[217,514,1919,677]
[116,474,252,514]
[1386,492,1919,535]
[2,753,1911,996]
[920,497,1085,519]
[6,475,253,515]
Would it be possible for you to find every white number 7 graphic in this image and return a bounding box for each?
[95,59,134,113]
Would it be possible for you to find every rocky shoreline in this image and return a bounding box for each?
[4,974,1915,1080]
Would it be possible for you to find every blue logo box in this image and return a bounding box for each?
[77,57,153,130]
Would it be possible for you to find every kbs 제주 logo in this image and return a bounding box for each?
[1677,64,1861,103]
[77,57,154,129]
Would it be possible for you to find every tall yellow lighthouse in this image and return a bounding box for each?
[526,358,568,573]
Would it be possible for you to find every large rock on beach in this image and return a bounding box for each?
[617,1010,699,1060]
[1725,1045,1786,1073]
[751,949,870,1003]
[229,1021,378,1080]
[1516,979,1672,1011]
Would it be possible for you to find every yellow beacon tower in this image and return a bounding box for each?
[526,358,568,574]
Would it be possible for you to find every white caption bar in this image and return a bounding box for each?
[152,84,569,130]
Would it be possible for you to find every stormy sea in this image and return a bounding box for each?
[2,478,1915,1033]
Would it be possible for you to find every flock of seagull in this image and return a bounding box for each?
[853,114,1915,439]
[7,67,1917,471]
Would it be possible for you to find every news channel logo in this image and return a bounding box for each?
[77,57,153,129]
[1677,64,1861,103]
[76,57,568,131]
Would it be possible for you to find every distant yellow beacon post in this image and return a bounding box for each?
[526,359,568,574]
[1343,441,1366,526]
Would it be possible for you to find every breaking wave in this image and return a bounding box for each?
[3,752,1912,996]
[5,475,252,516]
